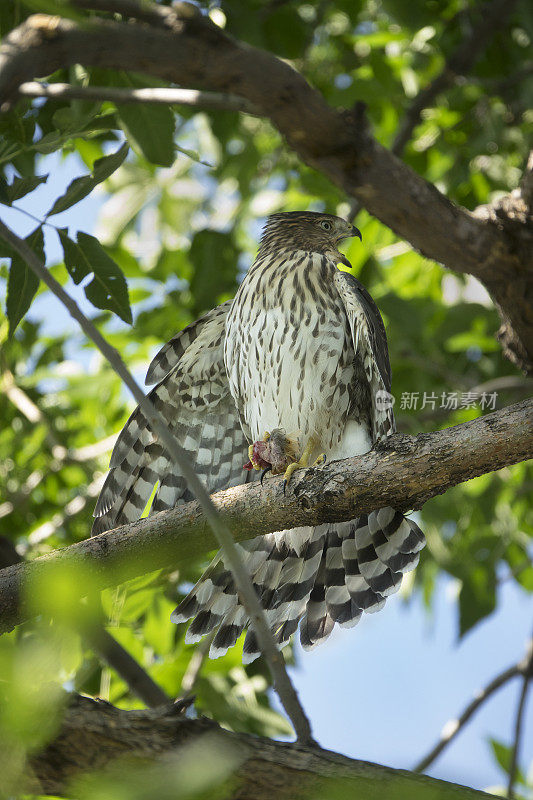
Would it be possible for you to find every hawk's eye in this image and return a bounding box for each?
[320,220,333,231]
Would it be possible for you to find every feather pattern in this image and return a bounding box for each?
[92,302,249,536]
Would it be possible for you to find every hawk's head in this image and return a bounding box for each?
[258,211,361,267]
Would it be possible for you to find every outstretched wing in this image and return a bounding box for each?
[92,301,250,535]
[334,271,395,443]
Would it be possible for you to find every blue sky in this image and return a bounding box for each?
[1,150,531,795]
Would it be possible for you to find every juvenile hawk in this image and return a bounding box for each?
[93,212,424,662]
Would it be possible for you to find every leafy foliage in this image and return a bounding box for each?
[0,0,532,796]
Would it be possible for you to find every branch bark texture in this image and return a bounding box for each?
[0,1,531,370]
[0,398,531,635]
[30,694,497,799]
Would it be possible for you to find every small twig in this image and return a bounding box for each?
[507,676,530,799]
[84,621,170,707]
[392,0,518,156]
[415,636,533,774]
[414,664,521,772]
[0,218,314,745]
[18,82,259,116]
[507,638,533,799]
[179,632,214,697]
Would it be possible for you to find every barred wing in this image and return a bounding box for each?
[334,271,395,443]
[92,302,249,535]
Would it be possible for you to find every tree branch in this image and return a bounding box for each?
[414,666,521,773]
[0,397,531,636]
[29,693,498,799]
[18,81,259,115]
[415,635,533,776]
[81,618,171,708]
[507,638,533,799]
[0,217,314,746]
[507,677,530,799]
[0,3,531,370]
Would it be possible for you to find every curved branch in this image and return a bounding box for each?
[29,693,497,798]
[0,397,531,635]
[414,665,521,773]
[0,2,531,370]
[415,635,533,775]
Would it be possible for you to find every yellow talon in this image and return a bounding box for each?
[248,444,261,470]
[282,437,325,494]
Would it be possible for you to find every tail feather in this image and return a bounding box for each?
[173,509,425,661]
[300,568,335,650]
[210,607,247,659]
[324,526,364,626]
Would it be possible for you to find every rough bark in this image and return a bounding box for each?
[0,2,531,371]
[29,694,498,799]
[1,398,531,635]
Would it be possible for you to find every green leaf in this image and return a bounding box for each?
[5,227,44,336]
[58,228,88,285]
[92,142,130,183]
[59,230,132,324]
[489,738,526,785]
[458,564,496,637]
[111,74,175,166]
[46,142,129,216]
[189,230,239,315]
[4,174,48,203]
[175,144,212,167]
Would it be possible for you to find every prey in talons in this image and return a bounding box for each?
[244,429,326,493]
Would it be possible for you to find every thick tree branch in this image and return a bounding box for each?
[0,217,314,746]
[29,693,497,799]
[0,397,531,636]
[0,3,531,370]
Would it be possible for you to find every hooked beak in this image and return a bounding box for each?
[337,224,362,244]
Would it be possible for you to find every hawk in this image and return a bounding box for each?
[93,211,424,662]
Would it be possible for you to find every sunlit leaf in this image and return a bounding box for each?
[46,142,129,216]
[59,229,132,324]
[5,174,48,203]
[489,738,527,785]
[111,74,175,167]
[5,227,44,335]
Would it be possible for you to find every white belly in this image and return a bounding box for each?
[229,306,353,454]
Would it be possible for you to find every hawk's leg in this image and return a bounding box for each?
[282,437,326,494]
